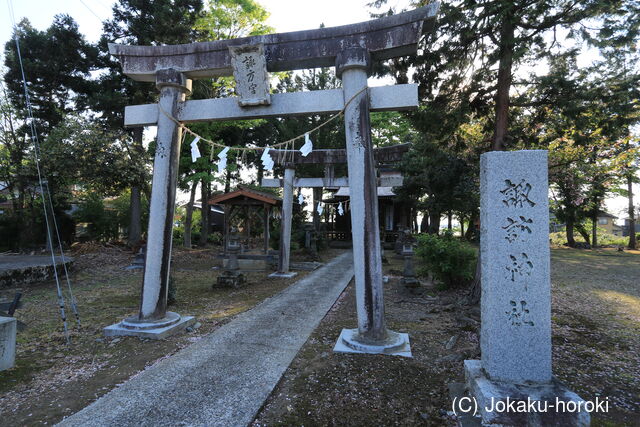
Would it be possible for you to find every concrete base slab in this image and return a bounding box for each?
[104,312,195,340]
[464,360,590,426]
[268,271,297,278]
[333,328,412,358]
[0,255,73,288]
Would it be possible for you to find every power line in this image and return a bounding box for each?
[78,0,104,23]
[6,0,83,343]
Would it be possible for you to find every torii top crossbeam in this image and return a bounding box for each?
[108,5,439,82]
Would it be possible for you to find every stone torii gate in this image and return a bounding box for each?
[262,145,407,278]
[104,5,439,354]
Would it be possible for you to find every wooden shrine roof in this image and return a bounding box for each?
[208,186,281,206]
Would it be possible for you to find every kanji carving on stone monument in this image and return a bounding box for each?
[502,216,533,243]
[506,300,535,326]
[505,252,533,282]
[500,179,536,208]
[229,44,271,107]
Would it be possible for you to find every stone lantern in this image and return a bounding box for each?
[400,230,418,288]
[215,227,246,288]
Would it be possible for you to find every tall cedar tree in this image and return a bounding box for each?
[95,0,204,245]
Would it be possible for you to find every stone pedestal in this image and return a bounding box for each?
[333,328,411,357]
[104,312,195,339]
[465,150,588,426]
[465,360,590,426]
[0,317,16,371]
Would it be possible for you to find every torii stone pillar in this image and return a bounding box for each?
[333,48,411,356]
[270,165,297,278]
[104,69,195,338]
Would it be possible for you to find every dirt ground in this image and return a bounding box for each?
[0,243,339,426]
[253,248,640,427]
[1,245,638,426]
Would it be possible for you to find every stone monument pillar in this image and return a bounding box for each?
[270,165,297,278]
[0,317,16,371]
[104,69,195,339]
[333,48,410,357]
[464,150,589,425]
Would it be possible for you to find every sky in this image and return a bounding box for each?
[1,0,636,221]
[1,0,383,46]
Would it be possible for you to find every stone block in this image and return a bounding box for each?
[480,150,551,384]
[215,272,246,289]
[104,312,195,340]
[0,316,17,371]
[268,272,297,279]
[333,328,411,358]
[464,360,590,426]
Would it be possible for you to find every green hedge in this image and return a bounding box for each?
[415,232,477,289]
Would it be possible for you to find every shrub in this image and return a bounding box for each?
[415,232,477,289]
[73,194,119,242]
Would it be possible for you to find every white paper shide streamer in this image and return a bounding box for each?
[300,133,313,157]
[337,202,344,216]
[216,146,230,172]
[261,147,274,171]
[190,136,201,162]
[316,201,324,215]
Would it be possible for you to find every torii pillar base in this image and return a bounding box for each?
[104,312,195,340]
[333,328,412,358]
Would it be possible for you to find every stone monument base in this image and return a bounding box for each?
[104,312,195,340]
[0,316,16,371]
[268,271,297,278]
[333,328,412,357]
[464,360,590,426]
[401,277,420,288]
[215,272,246,288]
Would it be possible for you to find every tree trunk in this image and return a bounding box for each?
[565,219,576,247]
[420,212,428,234]
[460,217,465,238]
[447,212,453,230]
[224,168,232,193]
[591,214,598,248]
[628,174,636,249]
[492,6,515,151]
[575,223,590,245]
[127,127,144,246]
[475,8,515,304]
[183,181,198,248]
[199,177,210,246]
[469,250,481,305]
[428,211,441,234]
[257,162,264,187]
[465,212,477,241]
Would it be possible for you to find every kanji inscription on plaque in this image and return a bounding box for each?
[229,44,271,107]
